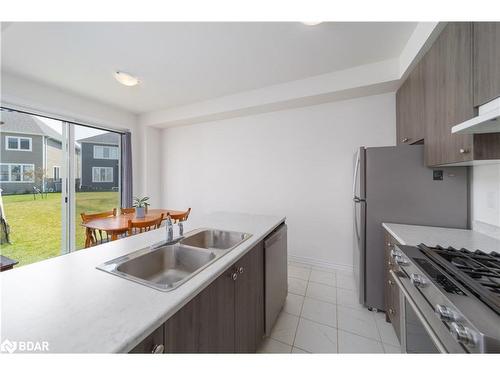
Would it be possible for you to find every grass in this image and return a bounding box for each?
[0,191,120,267]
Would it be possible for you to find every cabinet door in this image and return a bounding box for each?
[164,269,236,353]
[389,272,401,341]
[396,62,425,145]
[197,269,236,353]
[474,22,500,106]
[164,296,199,353]
[424,22,475,166]
[383,231,395,322]
[234,242,265,353]
[130,325,164,354]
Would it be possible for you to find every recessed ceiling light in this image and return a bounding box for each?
[301,22,323,26]
[114,71,140,87]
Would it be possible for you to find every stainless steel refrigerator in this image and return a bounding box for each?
[352,145,468,311]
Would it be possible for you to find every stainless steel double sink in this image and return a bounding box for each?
[97,228,252,291]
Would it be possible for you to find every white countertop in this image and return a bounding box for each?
[0,212,285,353]
[382,223,500,254]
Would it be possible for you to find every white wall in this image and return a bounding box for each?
[161,92,396,270]
[471,164,500,240]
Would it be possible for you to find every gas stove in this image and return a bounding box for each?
[391,244,500,353]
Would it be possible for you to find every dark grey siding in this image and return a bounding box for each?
[80,142,119,191]
[0,132,43,194]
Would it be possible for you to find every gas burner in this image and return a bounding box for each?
[418,244,500,315]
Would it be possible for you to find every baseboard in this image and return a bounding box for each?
[288,254,354,273]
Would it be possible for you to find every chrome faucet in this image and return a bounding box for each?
[165,215,184,245]
[166,216,174,242]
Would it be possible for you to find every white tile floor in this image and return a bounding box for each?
[258,262,401,354]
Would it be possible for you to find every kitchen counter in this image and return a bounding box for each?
[0,212,285,353]
[382,223,500,254]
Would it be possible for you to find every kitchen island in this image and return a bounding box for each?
[0,212,285,353]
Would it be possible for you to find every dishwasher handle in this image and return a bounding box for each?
[265,224,287,247]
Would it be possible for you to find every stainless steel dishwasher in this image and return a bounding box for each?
[264,223,287,336]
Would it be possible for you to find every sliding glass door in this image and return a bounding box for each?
[0,110,65,266]
[74,124,121,250]
[0,108,123,266]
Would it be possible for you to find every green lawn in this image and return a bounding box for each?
[0,191,120,267]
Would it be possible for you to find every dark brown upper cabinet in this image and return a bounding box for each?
[473,22,500,106]
[423,22,476,166]
[396,22,500,166]
[396,61,425,145]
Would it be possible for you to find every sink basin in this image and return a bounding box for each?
[97,228,252,291]
[180,228,251,250]
[97,244,216,291]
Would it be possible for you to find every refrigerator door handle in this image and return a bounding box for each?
[352,149,360,199]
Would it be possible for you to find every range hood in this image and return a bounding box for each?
[452,97,500,134]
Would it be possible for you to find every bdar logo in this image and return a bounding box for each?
[0,339,17,353]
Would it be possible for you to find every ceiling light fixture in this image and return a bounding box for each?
[114,71,140,87]
[301,21,323,26]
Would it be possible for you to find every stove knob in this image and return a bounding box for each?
[394,255,409,266]
[435,304,456,322]
[410,273,427,287]
[449,322,476,348]
[390,249,399,259]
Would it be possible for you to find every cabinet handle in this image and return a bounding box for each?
[459,148,470,154]
[152,344,164,354]
[238,266,245,274]
[388,261,392,267]
[401,137,410,143]
[231,272,238,281]
[389,308,395,315]
[388,280,394,286]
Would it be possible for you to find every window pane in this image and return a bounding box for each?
[103,147,110,158]
[94,146,102,158]
[20,138,30,150]
[8,137,18,149]
[100,168,106,182]
[10,165,21,181]
[106,168,113,182]
[22,165,34,182]
[0,165,9,181]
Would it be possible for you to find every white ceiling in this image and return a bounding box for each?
[1,22,417,114]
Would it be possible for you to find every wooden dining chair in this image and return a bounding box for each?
[127,213,164,236]
[80,208,117,248]
[120,207,135,215]
[173,208,191,223]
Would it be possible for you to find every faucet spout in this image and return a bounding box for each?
[166,215,174,242]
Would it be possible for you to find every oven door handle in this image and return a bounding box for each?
[389,270,448,354]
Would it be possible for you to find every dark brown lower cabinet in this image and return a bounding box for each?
[383,229,401,343]
[163,268,235,353]
[388,272,401,341]
[159,241,264,353]
[234,241,264,353]
[129,325,164,354]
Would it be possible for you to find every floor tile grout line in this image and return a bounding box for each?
[291,279,309,348]
[298,315,337,330]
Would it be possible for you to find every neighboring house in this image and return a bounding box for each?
[0,110,80,194]
[78,132,120,191]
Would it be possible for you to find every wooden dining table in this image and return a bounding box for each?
[81,208,186,241]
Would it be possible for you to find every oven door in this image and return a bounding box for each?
[390,270,447,353]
